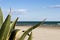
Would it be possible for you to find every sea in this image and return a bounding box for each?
[16,21,60,26]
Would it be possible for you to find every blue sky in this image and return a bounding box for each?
[0,0,60,21]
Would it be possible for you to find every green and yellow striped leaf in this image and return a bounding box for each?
[7,17,19,40]
[0,14,11,40]
[9,29,20,40]
[10,17,18,31]
[28,32,32,40]
[0,8,3,28]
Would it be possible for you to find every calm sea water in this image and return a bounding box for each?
[16,21,60,26]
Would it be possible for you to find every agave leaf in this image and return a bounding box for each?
[28,32,32,40]
[7,17,18,40]
[10,17,18,31]
[0,8,3,28]
[0,14,11,40]
[19,19,46,40]
[9,29,20,40]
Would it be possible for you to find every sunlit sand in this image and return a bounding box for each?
[15,26,60,40]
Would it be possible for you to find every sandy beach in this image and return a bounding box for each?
[15,26,60,40]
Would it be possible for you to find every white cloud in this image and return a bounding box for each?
[49,5,60,8]
[6,9,27,14]
[12,9,27,13]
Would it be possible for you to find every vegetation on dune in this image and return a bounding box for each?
[0,8,45,40]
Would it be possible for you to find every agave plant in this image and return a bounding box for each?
[28,32,32,40]
[0,8,45,40]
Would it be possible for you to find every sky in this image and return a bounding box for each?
[0,0,60,21]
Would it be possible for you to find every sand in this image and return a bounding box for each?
[15,26,60,40]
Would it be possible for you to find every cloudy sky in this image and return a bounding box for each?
[0,0,60,21]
